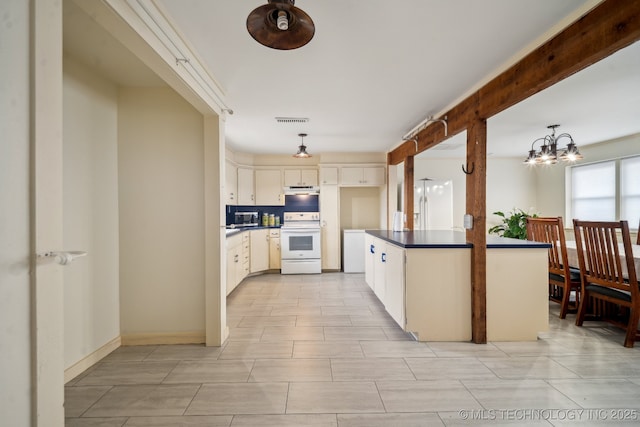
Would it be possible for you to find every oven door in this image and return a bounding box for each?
[280,228,321,259]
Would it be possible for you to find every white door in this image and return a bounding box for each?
[2,2,64,425]
[33,1,65,424]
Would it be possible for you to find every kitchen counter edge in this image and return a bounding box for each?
[365,230,551,249]
[226,226,281,237]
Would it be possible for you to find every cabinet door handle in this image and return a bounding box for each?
[381,253,386,262]
[370,244,375,254]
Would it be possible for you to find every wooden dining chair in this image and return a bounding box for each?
[573,219,640,348]
[526,217,581,318]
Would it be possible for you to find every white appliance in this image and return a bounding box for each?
[414,178,454,230]
[280,211,321,274]
[392,211,404,231]
[343,229,365,273]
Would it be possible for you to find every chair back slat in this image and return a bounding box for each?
[526,217,569,276]
[573,220,638,295]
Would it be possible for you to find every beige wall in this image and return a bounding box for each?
[535,133,640,241]
[62,56,121,368]
[340,187,382,230]
[536,133,640,218]
[118,87,206,338]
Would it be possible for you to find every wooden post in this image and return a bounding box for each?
[466,115,487,343]
[404,155,414,230]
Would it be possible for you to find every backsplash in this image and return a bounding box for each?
[226,194,319,226]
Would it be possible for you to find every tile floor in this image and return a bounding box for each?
[66,273,640,426]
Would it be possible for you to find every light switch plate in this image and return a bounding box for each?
[463,214,473,230]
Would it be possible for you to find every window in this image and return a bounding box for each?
[569,155,640,229]
[621,156,640,229]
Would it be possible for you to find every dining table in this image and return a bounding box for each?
[565,240,640,280]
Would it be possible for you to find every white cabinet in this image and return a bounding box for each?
[340,166,385,186]
[373,239,387,302]
[269,229,281,269]
[364,235,405,328]
[226,232,245,296]
[250,229,270,273]
[237,168,255,205]
[319,167,338,185]
[225,161,237,205]
[364,234,377,291]
[255,169,283,205]
[284,169,318,186]
[320,185,340,270]
[384,243,405,328]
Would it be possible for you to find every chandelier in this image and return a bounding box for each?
[524,124,583,165]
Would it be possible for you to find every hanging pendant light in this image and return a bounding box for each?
[293,133,312,158]
[523,124,583,166]
[247,0,315,50]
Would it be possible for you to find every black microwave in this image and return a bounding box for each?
[234,211,258,226]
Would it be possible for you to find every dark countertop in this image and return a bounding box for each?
[365,230,551,249]
[225,225,281,237]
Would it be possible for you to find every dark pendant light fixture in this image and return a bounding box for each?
[293,133,312,158]
[247,0,315,50]
[524,124,583,166]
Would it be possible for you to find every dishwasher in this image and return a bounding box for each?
[343,229,365,273]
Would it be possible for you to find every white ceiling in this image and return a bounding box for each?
[65,0,640,158]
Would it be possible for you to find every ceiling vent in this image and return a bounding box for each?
[276,117,309,123]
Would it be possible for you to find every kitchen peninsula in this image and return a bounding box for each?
[365,230,550,341]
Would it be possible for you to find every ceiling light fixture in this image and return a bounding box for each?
[246,0,315,50]
[524,124,583,166]
[293,133,312,158]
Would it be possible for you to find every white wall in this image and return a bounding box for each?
[62,56,120,369]
[0,0,32,423]
[118,87,206,339]
[413,156,537,231]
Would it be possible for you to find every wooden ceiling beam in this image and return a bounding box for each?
[388,0,640,164]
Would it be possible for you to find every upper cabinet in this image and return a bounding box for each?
[255,169,284,205]
[237,167,255,205]
[340,166,385,186]
[225,161,237,205]
[283,169,318,186]
[319,167,338,185]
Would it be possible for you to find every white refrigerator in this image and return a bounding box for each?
[414,179,453,230]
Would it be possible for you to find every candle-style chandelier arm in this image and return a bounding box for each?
[554,133,575,144]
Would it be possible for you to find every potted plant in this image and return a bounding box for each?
[488,209,538,240]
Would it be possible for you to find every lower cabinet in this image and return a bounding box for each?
[384,243,405,328]
[250,229,269,273]
[373,239,387,302]
[364,235,405,329]
[364,234,376,291]
[226,232,246,296]
[269,229,281,269]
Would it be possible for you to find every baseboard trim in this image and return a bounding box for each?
[120,331,206,346]
[64,336,121,383]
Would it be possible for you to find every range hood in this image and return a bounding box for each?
[284,185,320,195]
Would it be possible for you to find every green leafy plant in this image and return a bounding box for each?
[488,209,538,240]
